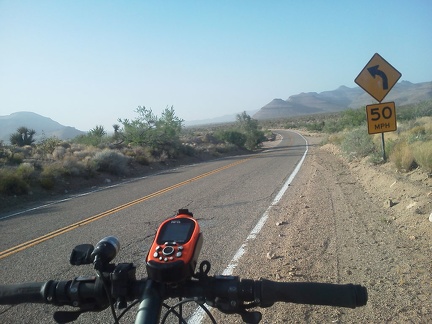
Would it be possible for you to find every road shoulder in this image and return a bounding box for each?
[212,134,431,323]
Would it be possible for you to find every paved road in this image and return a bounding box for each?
[0,130,307,323]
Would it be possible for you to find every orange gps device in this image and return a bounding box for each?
[146,209,203,283]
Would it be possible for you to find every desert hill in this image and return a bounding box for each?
[0,111,84,144]
[253,81,432,120]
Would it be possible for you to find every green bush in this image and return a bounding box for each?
[16,163,35,180]
[39,175,55,190]
[217,130,247,147]
[0,169,29,195]
[39,163,67,190]
[323,120,344,133]
[37,135,62,156]
[179,143,196,157]
[340,127,376,159]
[62,158,92,177]
[7,152,24,165]
[305,121,325,132]
[92,149,130,175]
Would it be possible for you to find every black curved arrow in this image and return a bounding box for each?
[367,65,388,90]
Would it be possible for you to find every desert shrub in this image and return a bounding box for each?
[179,143,196,157]
[70,143,87,152]
[305,121,325,132]
[214,143,238,154]
[41,163,66,177]
[122,147,154,165]
[340,127,376,159]
[406,125,428,143]
[73,126,110,147]
[16,163,35,180]
[384,138,397,159]
[135,155,150,166]
[91,149,130,175]
[52,146,67,160]
[323,119,344,133]
[389,140,416,171]
[73,148,96,160]
[0,169,29,195]
[397,100,432,121]
[39,175,55,190]
[412,141,432,173]
[7,152,24,165]
[324,133,344,145]
[37,135,62,156]
[216,130,247,147]
[62,158,92,177]
[39,162,69,190]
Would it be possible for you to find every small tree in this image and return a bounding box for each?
[236,112,265,150]
[155,106,184,154]
[74,125,108,146]
[89,125,106,138]
[10,127,36,146]
[118,106,184,157]
[112,124,121,140]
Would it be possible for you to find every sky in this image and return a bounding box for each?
[1,0,431,131]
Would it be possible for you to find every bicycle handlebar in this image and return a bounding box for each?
[0,275,367,312]
[258,280,367,308]
[0,209,367,323]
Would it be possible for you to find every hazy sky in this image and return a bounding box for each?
[1,1,431,131]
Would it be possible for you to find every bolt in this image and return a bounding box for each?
[228,286,237,293]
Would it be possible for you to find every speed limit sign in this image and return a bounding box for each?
[366,102,397,134]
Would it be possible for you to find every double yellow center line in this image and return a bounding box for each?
[0,158,251,260]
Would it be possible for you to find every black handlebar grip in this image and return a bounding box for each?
[0,281,49,304]
[259,280,367,308]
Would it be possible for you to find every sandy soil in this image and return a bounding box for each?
[210,134,431,323]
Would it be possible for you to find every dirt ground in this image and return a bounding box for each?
[210,134,431,323]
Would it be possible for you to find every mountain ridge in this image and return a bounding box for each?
[0,111,85,143]
[253,81,432,120]
[1,81,430,143]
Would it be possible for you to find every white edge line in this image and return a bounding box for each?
[189,131,309,323]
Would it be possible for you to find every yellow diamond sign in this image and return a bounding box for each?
[355,53,402,102]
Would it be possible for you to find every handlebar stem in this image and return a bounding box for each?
[134,280,164,324]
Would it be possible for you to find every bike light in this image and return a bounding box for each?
[91,236,120,269]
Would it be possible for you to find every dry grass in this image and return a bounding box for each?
[413,141,432,173]
[390,141,416,171]
[388,117,432,172]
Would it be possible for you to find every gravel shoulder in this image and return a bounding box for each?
[211,134,431,323]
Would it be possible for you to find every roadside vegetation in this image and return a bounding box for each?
[0,107,266,198]
[262,100,432,172]
[1,100,430,202]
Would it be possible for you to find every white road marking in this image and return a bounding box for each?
[189,131,309,323]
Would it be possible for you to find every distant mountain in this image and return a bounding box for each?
[0,112,85,144]
[253,81,432,120]
[184,109,259,126]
